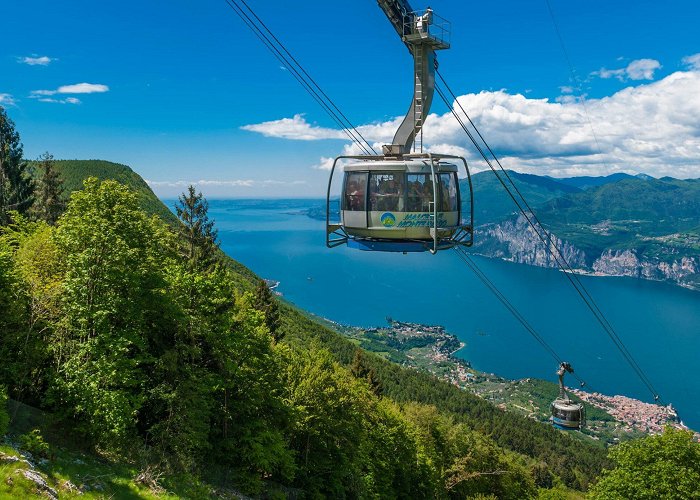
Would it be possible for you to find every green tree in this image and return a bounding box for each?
[144,263,223,472]
[283,347,369,497]
[52,177,172,448]
[253,279,281,341]
[402,402,536,499]
[145,254,292,488]
[0,216,61,405]
[31,152,65,224]
[208,293,293,491]
[0,235,29,394]
[0,107,34,225]
[359,398,435,498]
[350,349,382,396]
[175,185,219,270]
[589,426,700,500]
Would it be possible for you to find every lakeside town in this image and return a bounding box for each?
[329,317,696,444]
[569,389,695,437]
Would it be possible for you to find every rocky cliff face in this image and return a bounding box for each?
[473,215,700,290]
[474,215,587,269]
[592,250,698,288]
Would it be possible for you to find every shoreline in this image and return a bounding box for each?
[329,316,697,443]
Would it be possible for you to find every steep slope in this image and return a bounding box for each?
[34,159,178,225]
[280,304,608,490]
[13,159,608,491]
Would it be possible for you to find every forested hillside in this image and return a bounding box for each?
[464,171,700,289]
[1,177,597,497]
[538,177,700,253]
[2,106,698,498]
[464,170,579,225]
[28,159,179,225]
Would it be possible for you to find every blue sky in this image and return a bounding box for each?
[2,0,699,197]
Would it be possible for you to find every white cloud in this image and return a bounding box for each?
[147,179,255,188]
[595,67,626,80]
[555,94,586,104]
[593,58,661,81]
[241,114,348,141]
[682,53,700,70]
[0,93,17,107]
[311,139,391,170]
[313,157,336,170]
[625,59,662,80]
[19,55,54,66]
[35,97,81,105]
[57,83,109,94]
[31,82,109,97]
[248,69,700,179]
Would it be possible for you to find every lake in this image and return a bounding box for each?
[175,198,700,429]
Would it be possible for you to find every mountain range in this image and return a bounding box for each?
[463,170,700,290]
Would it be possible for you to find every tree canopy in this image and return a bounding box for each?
[0,110,616,496]
[589,427,700,500]
[30,152,65,224]
[0,106,34,224]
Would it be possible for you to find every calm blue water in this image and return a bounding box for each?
[175,199,700,429]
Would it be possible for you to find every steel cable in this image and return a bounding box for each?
[436,74,661,402]
[222,0,376,156]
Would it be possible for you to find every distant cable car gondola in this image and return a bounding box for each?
[550,362,585,430]
[325,5,473,254]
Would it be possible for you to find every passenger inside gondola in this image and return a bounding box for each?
[369,173,404,211]
[407,176,424,211]
[438,173,458,211]
[344,173,366,211]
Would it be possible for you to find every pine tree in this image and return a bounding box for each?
[31,152,65,224]
[175,185,219,270]
[0,107,34,225]
[350,350,382,396]
[253,279,282,341]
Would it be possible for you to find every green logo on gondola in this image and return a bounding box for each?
[380,212,396,227]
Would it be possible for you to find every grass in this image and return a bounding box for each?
[0,446,37,500]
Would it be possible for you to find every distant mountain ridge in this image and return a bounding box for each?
[466,172,700,290]
[550,172,637,190]
[31,159,179,225]
[467,170,578,225]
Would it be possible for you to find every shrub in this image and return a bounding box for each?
[19,429,50,458]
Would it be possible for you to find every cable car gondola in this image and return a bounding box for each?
[326,153,473,253]
[325,6,473,254]
[550,362,585,430]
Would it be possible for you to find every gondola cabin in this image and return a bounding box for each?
[550,361,585,430]
[326,154,473,253]
[551,399,586,430]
